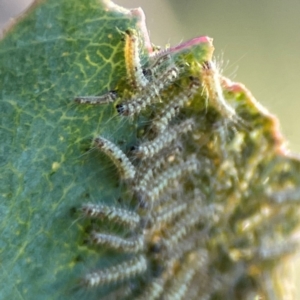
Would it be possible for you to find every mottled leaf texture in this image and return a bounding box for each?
[0,1,140,299]
[0,1,300,300]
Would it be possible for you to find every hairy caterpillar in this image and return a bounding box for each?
[81,203,140,229]
[124,29,149,90]
[133,119,194,158]
[75,18,298,299]
[83,255,147,288]
[151,77,201,133]
[74,91,118,105]
[116,66,179,116]
[76,30,238,298]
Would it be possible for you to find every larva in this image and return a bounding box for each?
[151,76,201,133]
[161,208,205,250]
[133,119,194,158]
[135,144,182,177]
[134,278,166,300]
[94,136,136,180]
[140,156,199,204]
[163,252,203,300]
[148,201,188,232]
[124,29,149,90]
[133,147,182,194]
[83,254,147,287]
[180,253,211,300]
[91,232,145,253]
[116,65,179,116]
[81,203,140,229]
[201,60,238,122]
[74,90,117,104]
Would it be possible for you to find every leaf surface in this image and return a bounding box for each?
[0,1,140,298]
[1,0,300,299]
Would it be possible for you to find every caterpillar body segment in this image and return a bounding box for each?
[148,201,189,232]
[139,156,199,204]
[161,204,220,252]
[143,53,172,80]
[133,119,194,158]
[83,255,147,287]
[124,29,149,90]
[151,77,201,133]
[74,91,117,104]
[135,144,182,177]
[201,60,241,123]
[94,136,136,180]
[91,232,145,253]
[133,147,182,194]
[134,278,165,300]
[82,203,140,229]
[116,66,180,116]
[163,252,205,300]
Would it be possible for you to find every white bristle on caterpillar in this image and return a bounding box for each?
[74,91,117,104]
[91,232,145,253]
[94,136,136,180]
[81,203,140,229]
[124,29,149,90]
[149,202,188,232]
[134,278,166,300]
[201,60,238,122]
[139,156,199,204]
[133,148,182,194]
[136,144,182,176]
[162,203,219,251]
[116,66,179,116]
[163,252,207,300]
[133,119,194,158]
[151,77,201,133]
[83,255,147,287]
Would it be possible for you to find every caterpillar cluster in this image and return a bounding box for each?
[75,29,299,299]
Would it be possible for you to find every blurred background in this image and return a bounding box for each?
[1,0,300,297]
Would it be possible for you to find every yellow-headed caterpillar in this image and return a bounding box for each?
[139,156,199,204]
[124,29,149,90]
[201,60,240,124]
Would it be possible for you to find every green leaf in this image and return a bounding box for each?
[0,1,141,299]
[1,0,300,299]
